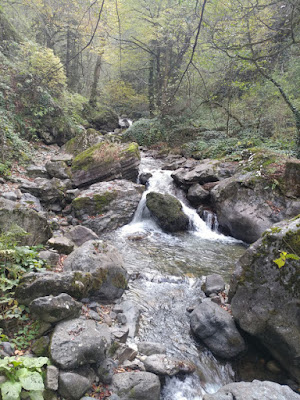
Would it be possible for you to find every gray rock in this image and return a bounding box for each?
[143,354,195,376]
[71,142,140,188]
[203,274,225,296]
[122,360,145,371]
[111,371,160,400]
[97,358,116,384]
[139,172,152,185]
[2,191,18,201]
[51,153,73,165]
[111,327,129,344]
[113,301,140,338]
[72,180,144,235]
[65,225,99,247]
[190,299,246,359]
[46,160,70,180]
[19,177,70,205]
[171,160,220,187]
[46,365,59,391]
[38,250,60,268]
[63,128,104,156]
[116,346,138,364]
[29,293,82,323]
[59,372,91,400]
[15,270,105,305]
[203,380,300,400]
[230,216,300,383]
[50,318,111,370]
[20,193,44,212]
[146,192,189,232]
[27,165,50,179]
[187,184,210,206]
[137,342,166,356]
[32,336,50,356]
[0,342,14,356]
[116,313,127,325]
[48,236,74,254]
[0,206,52,246]
[63,240,128,301]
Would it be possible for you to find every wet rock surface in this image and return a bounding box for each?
[111,371,161,400]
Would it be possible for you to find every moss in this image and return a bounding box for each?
[71,271,92,298]
[108,341,120,357]
[72,196,91,211]
[112,273,128,289]
[283,230,300,256]
[93,192,117,213]
[92,268,108,290]
[122,142,140,159]
[72,142,105,171]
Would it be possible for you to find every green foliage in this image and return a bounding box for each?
[0,356,49,400]
[273,251,300,269]
[123,118,167,146]
[0,228,46,326]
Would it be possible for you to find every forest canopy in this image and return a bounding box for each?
[0,0,300,157]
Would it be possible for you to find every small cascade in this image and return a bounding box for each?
[201,210,219,232]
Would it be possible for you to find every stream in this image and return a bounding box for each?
[104,153,246,399]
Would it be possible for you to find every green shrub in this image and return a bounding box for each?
[123,118,167,145]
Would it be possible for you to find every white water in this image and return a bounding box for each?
[104,153,245,399]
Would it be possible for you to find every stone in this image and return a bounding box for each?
[32,336,50,356]
[203,274,225,296]
[203,380,300,400]
[63,240,128,301]
[71,142,140,188]
[284,160,300,197]
[63,128,104,156]
[29,293,82,323]
[72,180,144,235]
[50,318,111,370]
[122,360,145,371]
[229,216,300,383]
[59,372,91,400]
[38,250,60,268]
[46,365,59,391]
[113,301,140,338]
[117,313,127,325]
[139,172,152,185]
[2,191,18,201]
[111,327,129,344]
[97,358,116,384]
[143,354,195,376]
[45,160,70,180]
[137,342,166,356]
[0,342,14,356]
[20,193,44,212]
[51,153,73,165]
[20,177,71,206]
[0,206,52,246]
[146,192,189,232]
[27,165,50,179]
[65,225,99,247]
[190,299,246,359]
[111,372,160,400]
[187,184,210,206]
[15,270,107,305]
[48,236,74,254]
[116,346,138,364]
[171,160,220,187]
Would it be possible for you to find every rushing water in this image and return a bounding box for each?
[104,153,246,399]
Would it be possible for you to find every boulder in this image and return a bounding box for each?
[171,159,220,187]
[63,128,104,156]
[113,300,140,338]
[111,372,160,400]
[284,160,300,197]
[143,354,195,376]
[32,336,50,356]
[29,293,82,323]
[190,299,246,359]
[71,142,140,188]
[50,318,111,369]
[15,270,107,305]
[45,160,70,180]
[139,172,152,185]
[146,192,189,232]
[26,165,50,179]
[48,236,75,254]
[59,372,91,400]
[97,358,116,384]
[72,180,144,235]
[0,206,51,246]
[187,184,210,206]
[46,365,59,391]
[20,193,44,212]
[89,108,119,132]
[65,226,99,247]
[203,380,300,400]
[38,250,60,268]
[137,342,166,356]
[63,240,128,301]
[203,274,225,296]
[19,177,71,206]
[229,216,300,383]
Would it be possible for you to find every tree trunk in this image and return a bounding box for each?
[89,54,103,108]
[148,55,155,117]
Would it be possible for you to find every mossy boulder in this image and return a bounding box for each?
[63,240,128,301]
[63,128,104,156]
[146,192,189,232]
[72,180,144,234]
[229,216,300,383]
[71,142,140,187]
[0,206,52,245]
